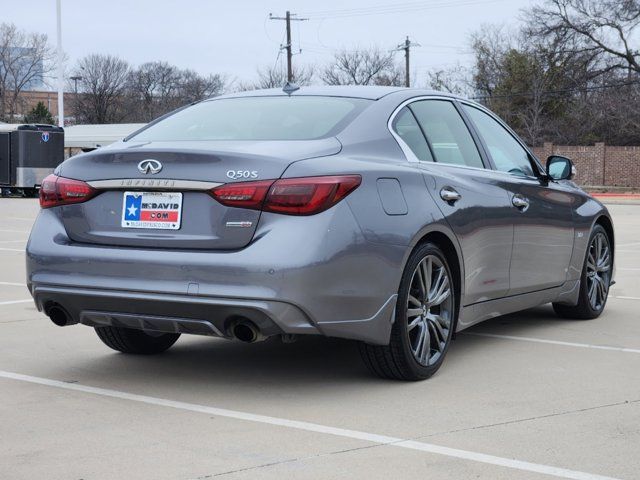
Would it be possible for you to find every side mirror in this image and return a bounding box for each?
[546,155,576,181]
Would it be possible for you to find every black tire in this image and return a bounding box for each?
[553,224,611,320]
[94,326,180,354]
[359,242,457,380]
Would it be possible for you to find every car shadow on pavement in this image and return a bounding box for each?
[67,305,571,388]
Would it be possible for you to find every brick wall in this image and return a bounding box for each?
[532,142,640,188]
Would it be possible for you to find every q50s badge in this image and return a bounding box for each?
[227,170,259,180]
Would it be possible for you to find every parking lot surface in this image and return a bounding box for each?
[1,198,639,480]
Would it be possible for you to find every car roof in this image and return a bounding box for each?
[211,85,460,101]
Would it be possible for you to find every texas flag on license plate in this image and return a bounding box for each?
[121,191,183,230]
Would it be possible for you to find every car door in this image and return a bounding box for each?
[391,99,516,305]
[460,102,575,295]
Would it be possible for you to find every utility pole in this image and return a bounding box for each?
[269,11,308,83]
[394,36,420,87]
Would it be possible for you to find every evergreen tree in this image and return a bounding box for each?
[24,101,55,125]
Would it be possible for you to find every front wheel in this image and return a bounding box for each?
[95,326,180,354]
[553,224,612,319]
[359,242,456,380]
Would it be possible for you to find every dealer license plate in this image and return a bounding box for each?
[121,191,182,230]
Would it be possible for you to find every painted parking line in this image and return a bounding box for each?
[0,282,27,287]
[616,242,640,248]
[0,248,24,252]
[611,295,640,301]
[616,268,640,271]
[0,371,621,480]
[0,240,27,244]
[0,299,32,306]
[0,229,29,234]
[465,332,640,355]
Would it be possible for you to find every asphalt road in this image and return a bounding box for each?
[1,198,639,480]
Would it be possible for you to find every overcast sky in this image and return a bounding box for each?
[8,0,534,87]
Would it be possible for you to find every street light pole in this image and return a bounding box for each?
[56,0,64,127]
[70,76,82,94]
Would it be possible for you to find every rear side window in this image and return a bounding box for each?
[392,107,433,162]
[462,105,535,177]
[129,96,372,142]
[409,100,484,169]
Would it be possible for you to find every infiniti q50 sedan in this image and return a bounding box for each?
[26,86,615,380]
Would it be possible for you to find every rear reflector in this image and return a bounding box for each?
[211,175,361,215]
[39,174,97,209]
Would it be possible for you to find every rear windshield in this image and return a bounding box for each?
[129,96,372,142]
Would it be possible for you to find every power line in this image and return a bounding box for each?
[300,0,508,19]
[269,11,308,83]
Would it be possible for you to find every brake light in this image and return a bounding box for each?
[209,180,274,209]
[39,174,97,209]
[210,175,361,215]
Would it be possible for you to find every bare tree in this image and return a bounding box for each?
[176,69,226,104]
[470,24,515,97]
[128,61,182,121]
[425,65,471,96]
[256,64,314,89]
[73,54,130,124]
[527,0,640,75]
[0,23,53,121]
[321,47,402,86]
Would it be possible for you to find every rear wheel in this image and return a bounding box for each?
[359,242,456,380]
[553,224,612,319]
[95,326,180,354]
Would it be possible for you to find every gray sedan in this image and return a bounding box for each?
[26,86,615,380]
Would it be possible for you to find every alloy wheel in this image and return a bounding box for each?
[586,232,611,311]
[406,255,453,366]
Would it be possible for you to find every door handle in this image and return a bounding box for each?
[440,186,461,204]
[512,194,529,211]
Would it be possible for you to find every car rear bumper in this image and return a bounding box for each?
[27,206,404,345]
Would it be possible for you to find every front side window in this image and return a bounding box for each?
[391,107,433,162]
[409,100,484,169]
[463,105,535,177]
[129,96,372,142]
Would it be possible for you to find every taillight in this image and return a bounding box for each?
[209,180,274,209]
[39,174,97,209]
[210,175,361,216]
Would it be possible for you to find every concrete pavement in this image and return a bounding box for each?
[1,198,638,480]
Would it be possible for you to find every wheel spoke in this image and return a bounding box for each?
[408,294,421,307]
[415,264,426,300]
[430,313,450,329]
[419,323,431,363]
[596,276,607,304]
[407,316,422,331]
[422,257,432,301]
[429,274,450,306]
[588,279,597,306]
[407,308,423,318]
[429,317,446,346]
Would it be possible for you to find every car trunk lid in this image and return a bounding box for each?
[56,139,340,250]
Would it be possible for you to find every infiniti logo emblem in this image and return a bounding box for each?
[138,159,163,175]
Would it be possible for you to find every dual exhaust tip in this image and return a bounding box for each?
[46,303,266,344]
